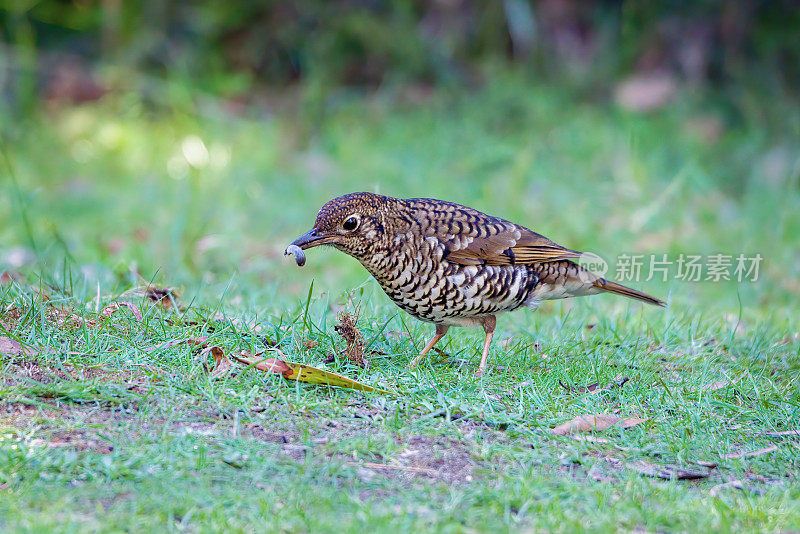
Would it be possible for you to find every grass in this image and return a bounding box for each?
[1,74,799,532]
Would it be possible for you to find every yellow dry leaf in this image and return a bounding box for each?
[233,351,391,394]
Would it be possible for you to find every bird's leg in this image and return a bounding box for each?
[476,315,497,376]
[408,324,449,369]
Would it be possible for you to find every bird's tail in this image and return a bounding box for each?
[593,278,666,307]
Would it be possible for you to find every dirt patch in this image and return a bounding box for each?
[0,401,60,421]
[1,359,153,394]
[1,397,488,486]
[372,434,477,484]
[0,305,24,330]
[1,403,116,454]
[38,430,114,454]
[244,423,299,445]
[1,360,72,385]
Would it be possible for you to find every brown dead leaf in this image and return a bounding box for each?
[774,334,799,347]
[101,302,143,321]
[724,445,778,459]
[560,380,599,393]
[0,272,23,285]
[552,414,647,435]
[626,460,708,480]
[559,375,630,394]
[499,338,534,352]
[133,227,149,242]
[139,285,179,309]
[303,339,318,349]
[201,346,233,378]
[684,116,724,144]
[57,302,143,329]
[703,373,743,392]
[334,312,366,368]
[233,351,292,376]
[0,336,37,358]
[615,73,677,112]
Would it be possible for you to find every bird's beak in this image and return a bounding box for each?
[290,228,334,250]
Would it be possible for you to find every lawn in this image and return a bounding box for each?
[1,75,799,532]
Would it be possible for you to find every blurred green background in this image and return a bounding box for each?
[1,0,798,320]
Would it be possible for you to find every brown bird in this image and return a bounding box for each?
[288,192,665,375]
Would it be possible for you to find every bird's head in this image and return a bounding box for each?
[289,192,396,261]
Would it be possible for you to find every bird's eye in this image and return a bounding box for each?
[342,215,360,232]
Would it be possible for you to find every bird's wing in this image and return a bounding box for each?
[409,199,581,266]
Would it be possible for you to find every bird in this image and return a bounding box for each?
[288,192,665,375]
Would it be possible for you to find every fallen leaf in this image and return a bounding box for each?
[709,480,745,498]
[560,380,599,393]
[0,272,23,285]
[552,414,647,435]
[133,227,149,242]
[233,351,391,394]
[626,460,708,480]
[560,375,629,394]
[201,346,233,378]
[101,302,143,321]
[684,116,724,144]
[386,330,410,339]
[773,334,799,347]
[615,73,677,112]
[499,338,531,351]
[55,302,143,329]
[724,445,778,459]
[703,373,743,391]
[761,430,800,437]
[303,339,318,349]
[138,285,179,309]
[234,352,291,375]
[0,336,37,357]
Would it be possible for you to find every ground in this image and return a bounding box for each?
[1,76,799,532]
